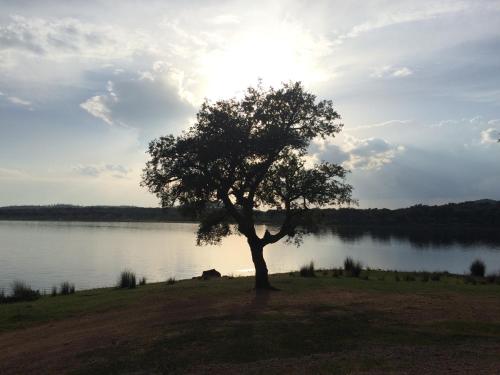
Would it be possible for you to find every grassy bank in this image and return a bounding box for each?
[1,270,500,374]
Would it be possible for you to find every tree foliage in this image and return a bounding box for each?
[142,82,354,249]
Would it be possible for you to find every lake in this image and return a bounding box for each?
[1,220,500,293]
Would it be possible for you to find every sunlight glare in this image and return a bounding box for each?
[199,20,333,100]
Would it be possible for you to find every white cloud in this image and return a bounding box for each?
[371,65,413,78]
[80,95,114,125]
[72,164,130,178]
[333,2,469,45]
[80,80,118,125]
[392,67,413,77]
[0,167,29,180]
[480,128,499,144]
[211,15,240,25]
[0,15,147,61]
[313,134,405,171]
[7,96,31,106]
[342,135,405,170]
[349,119,412,131]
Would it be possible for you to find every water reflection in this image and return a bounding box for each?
[320,226,500,249]
[0,221,499,292]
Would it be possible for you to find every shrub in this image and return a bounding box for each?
[464,275,477,285]
[343,257,362,278]
[51,286,58,296]
[470,259,486,277]
[332,268,342,278]
[10,281,40,302]
[118,270,137,289]
[485,272,500,284]
[60,281,75,295]
[299,261,315,277]
[394,272,400,282]
[139,277,147,286]
[403,274,415,282]
[0,289,5,303]
[166,277,176,285]
[430,273,441,282]
[421,272,429,282]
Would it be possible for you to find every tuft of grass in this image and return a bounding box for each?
[344,257,362,278]
[470,259,486,278]
[299,261,316,278]
[7,281,40,303]
[139,277,147,286]
[403,274,415,282]
[60,281,76,295]
[464,275,477,285]
[430,273,441,282]
[332,268,342,278]
[118,270,137,289]
[485,272,500,284]
[166,277,176,285]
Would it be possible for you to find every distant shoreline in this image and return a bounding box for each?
[1,199,499,226]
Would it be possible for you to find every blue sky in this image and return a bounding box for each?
[0,0,499,208]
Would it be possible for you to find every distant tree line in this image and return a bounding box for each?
[0,200,499,226]
[0,205,188,222]
[260,199,500,227]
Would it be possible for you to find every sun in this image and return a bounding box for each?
[198,20,333,101]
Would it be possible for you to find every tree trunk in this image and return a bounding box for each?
[249,240,271,290]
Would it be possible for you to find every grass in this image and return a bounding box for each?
[117,270,136,289]
[343,257,362,277]
[299,261,315,277]
[1,270,500,374]
[0,281,40,304]
[60,281,76,295]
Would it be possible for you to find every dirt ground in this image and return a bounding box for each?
[1,284,499,374]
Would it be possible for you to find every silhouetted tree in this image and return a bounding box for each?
[142,82,354,290]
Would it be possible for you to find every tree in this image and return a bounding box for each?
[142,82,354,290]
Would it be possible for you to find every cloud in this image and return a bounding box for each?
[72,164,130,178]
[313,135,405,171]
[333,2,469,45]
[0,15,145,60]
[0,91,33,110]
[341,135,405,170]
[392,67,413,77]
[80,66,194,132]
[480,128,499,144]
[80,81,118,125]
[210,15,240,25]
[349,119,412,131]
[370,65,413,78]
[0,167,29,180]
[7,96,31,106]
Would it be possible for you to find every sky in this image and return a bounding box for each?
[0,0,499,208]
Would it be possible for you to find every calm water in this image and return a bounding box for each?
[1,221,500,292]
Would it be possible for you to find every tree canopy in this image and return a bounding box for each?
[142,81,354,289]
